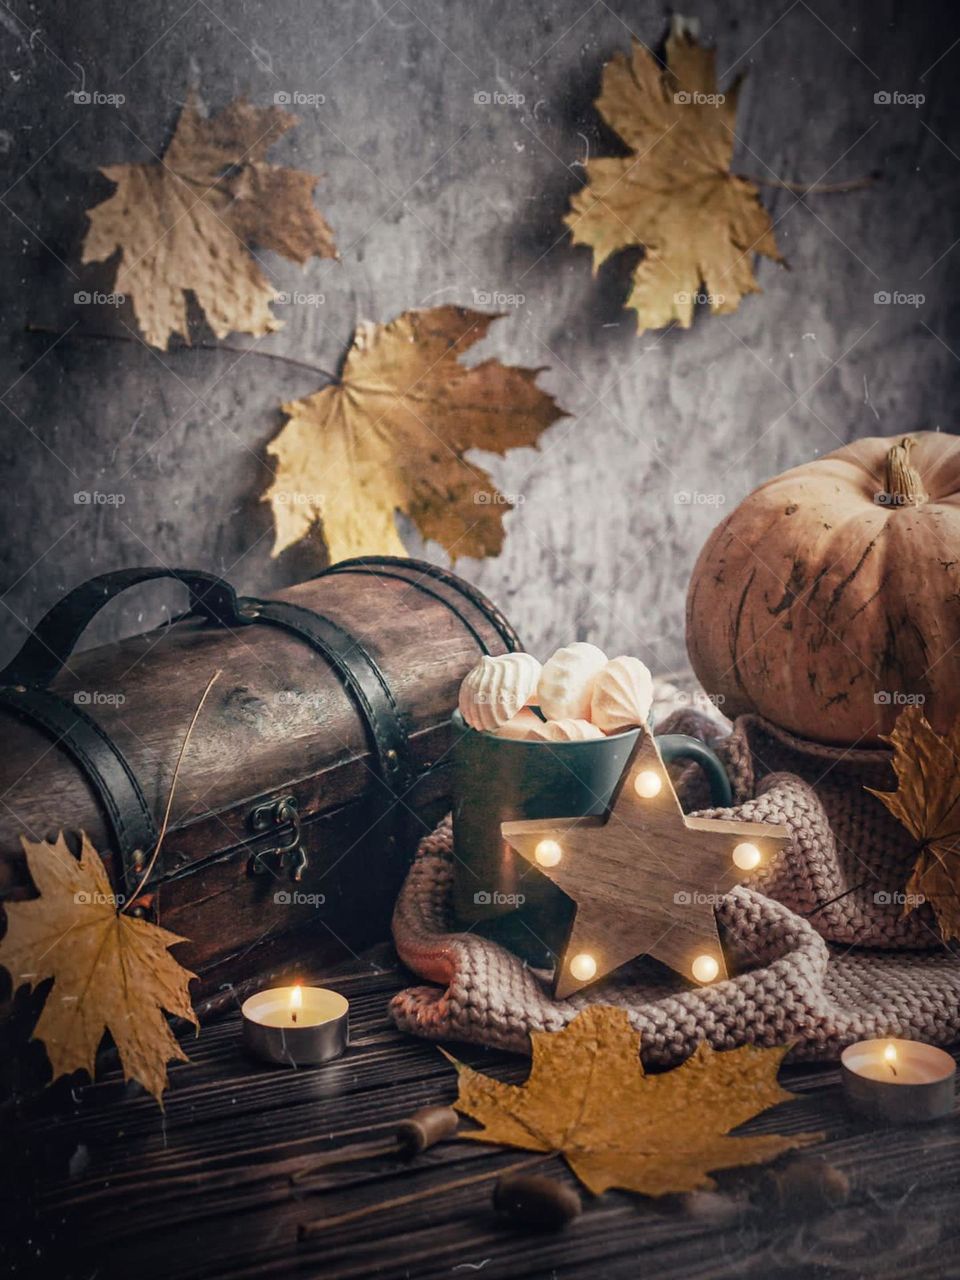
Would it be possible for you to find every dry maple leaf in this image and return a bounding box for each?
[263,305,567,563]
[81,91,337,349]
[565,18,781,333]
[867,704,960,941]
[445,1005,819,1197]
[0,832,197,1103]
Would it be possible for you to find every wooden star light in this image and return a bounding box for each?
[502,730,792,998]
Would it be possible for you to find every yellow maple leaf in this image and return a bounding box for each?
[565,20,781,333]
[867,704,960,941]
[81,91,338,349]
[263,305,567,563]
[446,1006,819,1197]
[0,833,197,1103]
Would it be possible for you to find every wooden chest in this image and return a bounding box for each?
[0,558,519,993]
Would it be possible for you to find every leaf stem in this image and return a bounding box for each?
[121,669,221,912]
[23,324,338,383]
[802,880,869,917]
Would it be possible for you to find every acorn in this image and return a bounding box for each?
[493,1173,582,1231]
[395,1106,460,1157]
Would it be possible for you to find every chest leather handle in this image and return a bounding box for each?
[0,568,239,898]
[0,567,240,690]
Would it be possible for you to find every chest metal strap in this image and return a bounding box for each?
[237,598,413,796]
[0,685,157,898]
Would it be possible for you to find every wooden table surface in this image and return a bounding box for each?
[3,945,960,1280]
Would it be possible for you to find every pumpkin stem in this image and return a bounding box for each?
[883,436,928,507]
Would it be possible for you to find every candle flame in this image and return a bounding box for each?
[884,1041,897,1076]
[290,983,302,1023]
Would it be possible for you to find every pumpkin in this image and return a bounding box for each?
[685,432,960,746]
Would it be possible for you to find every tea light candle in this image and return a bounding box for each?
[841,1038,956,1124]
[242,983,349,1066]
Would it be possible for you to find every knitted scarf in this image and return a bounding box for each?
[389,710,960,1064]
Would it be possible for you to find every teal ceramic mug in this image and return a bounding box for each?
[450,710,732,966]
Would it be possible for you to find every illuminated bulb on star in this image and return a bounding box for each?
[732,841,762,871]
[634,770,663,799]
[691,954,720,984]
[569,953,597,982]
[535,838,563,868]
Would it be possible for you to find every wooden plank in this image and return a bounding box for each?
[3,950,960,1280]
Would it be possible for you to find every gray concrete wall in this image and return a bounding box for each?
[1,0,958,673]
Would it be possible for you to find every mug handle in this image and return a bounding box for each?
[654,733,733,808]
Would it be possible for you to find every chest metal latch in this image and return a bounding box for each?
[247,795,308,881]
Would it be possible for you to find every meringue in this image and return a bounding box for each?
[536,642,608,721]
[458,652,542,732]
[493,708,544,740]
[532,717,605,742]
[590,655,654,733]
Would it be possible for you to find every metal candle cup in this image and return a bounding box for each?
[841,1038,956,1124]
[242,986,349,1066]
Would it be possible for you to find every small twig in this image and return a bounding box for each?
[297,1154,551,1240]
[290,1137,405,1181]
[24,324,338,383]
[121,669,221,911]
[746,173,878,195]
[291,1106,460,1184]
